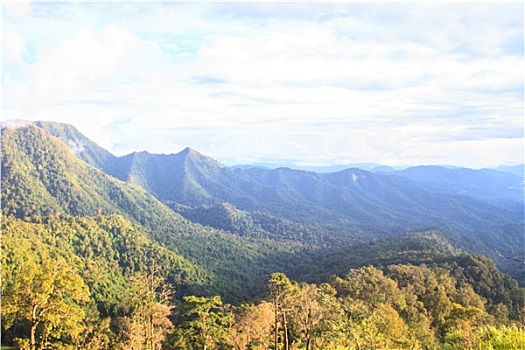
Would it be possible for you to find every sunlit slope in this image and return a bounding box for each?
[0,125,306,301]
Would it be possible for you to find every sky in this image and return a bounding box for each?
[2,1,524,168]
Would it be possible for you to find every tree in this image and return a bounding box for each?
[119,269,174,350]
[73,317,115,350]
[267,273,297,350]
[290,283,340,350]
[331,266,421,349]
[2,250,89,350]
[172,295,232,350]
[228,302,273,350]
[443,303,484,349]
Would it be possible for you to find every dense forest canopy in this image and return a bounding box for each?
[1,122,524,349]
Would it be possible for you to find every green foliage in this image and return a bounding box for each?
[3,221,524,349]
[1,233,89,350]
[443,325,525,350]
[1,216,211,313]
[176,202,350,246]
[171,296,232,350]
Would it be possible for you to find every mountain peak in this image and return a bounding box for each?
[177,147,226,168]
[179,147,204,161]
[180,147,202,157]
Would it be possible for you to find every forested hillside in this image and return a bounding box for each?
[35,121,525,282]
[0,125,311,300]
[3,219,524,349]
[2,121,524,349]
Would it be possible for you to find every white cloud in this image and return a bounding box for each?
[67,139,85,154]
[3,1,31,17]
[0,119,32,130]
[3,30,26,63]
[23,24,140,116]
[2,2,523,168]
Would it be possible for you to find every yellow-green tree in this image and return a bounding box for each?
[172,295,232,350]
[2,245,89,350]
[331,266,418,349]
[290,283,343,350]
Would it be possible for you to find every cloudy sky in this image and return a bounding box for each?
[3,2,523,168]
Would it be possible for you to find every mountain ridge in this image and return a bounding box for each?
[8,120,523,176]
[4,120,524,284]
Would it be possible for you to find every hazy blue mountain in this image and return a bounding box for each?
[244,166,523,231]
[32,121,523,235]
[230,164,271,171]
[230,161,406,173]
[113,148,270,209]
[490,164,524,179]
[388,165,524,203]
[370,165,397,172]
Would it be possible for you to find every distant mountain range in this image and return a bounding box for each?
[2,120,524,295]
[31,121,523,229]
[231,161,524,178]
[491,164,525,178]
[231,162,404,173]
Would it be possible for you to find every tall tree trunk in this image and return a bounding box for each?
[30,305,39,350]
[30,322,37,350]
[283,311,289,350]
[305,333,311,350]
[273,300,279,350]
[149,312,154,350]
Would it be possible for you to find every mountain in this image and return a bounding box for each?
[107,148,267,209]
[3,120,524,349]
[0,124,217,294]
[28,121,267,209]
[243,166,523,233]
[387,165,524,204]
[230,161,405,173]
[174,202,348,246]
[6,120,524,284]
[491,164,524,178]
[0,124,313,301]
[35,121,522,229]
[34,120,117,172]
[1,123,196,237]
